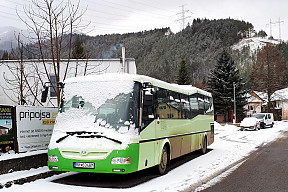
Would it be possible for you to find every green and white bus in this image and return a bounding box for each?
[47,73,214,174]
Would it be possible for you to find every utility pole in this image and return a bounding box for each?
[121,47,125,73]
[266,18,284,40]
[175,4,191,30]
[233,82,236,124]
[266,18,273,38]
[274,17,284,41]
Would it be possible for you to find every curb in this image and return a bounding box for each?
[0,153,47,175]
[0,171,64,189]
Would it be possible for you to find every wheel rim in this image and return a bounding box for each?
[160,148,168,170]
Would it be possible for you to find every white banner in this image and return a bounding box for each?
[16,106,58,152]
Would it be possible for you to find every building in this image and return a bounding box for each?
[271,87,288,120]
[245,91,266,117]
[0,58,136,107]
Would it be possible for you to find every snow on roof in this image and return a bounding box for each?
[253,91,267,101]
[232,37,280,53]
[271,87,288,101]
[246,93,263,103]
[65,73,212,97]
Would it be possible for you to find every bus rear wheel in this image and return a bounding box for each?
[158,146,169,175]
[201,136,207,154]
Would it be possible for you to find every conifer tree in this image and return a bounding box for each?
[176,60,190,85]
[208,50,247,122]
[1,51,9,60]
[72,35,85,59]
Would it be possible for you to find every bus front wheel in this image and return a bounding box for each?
[158,146,169,175]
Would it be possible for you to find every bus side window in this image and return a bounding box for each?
[169,91,181,119]
[156,88,170,119]
[198,95,206,115]
[190,94,199,118]
[205,96,214,115]
[180,94,190,119]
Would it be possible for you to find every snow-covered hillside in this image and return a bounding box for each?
[232,37,280,53]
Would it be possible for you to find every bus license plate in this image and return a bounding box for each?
[73,162,95,169]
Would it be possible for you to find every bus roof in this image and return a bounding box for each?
[64,73,212,97]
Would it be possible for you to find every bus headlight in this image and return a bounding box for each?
[48,155,59,162]
[111,157,131,164]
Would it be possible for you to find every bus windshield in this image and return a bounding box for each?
[58,81,140,133]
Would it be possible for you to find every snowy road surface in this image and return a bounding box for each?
[1,121,288,192]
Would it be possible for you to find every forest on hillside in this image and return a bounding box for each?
[74,18,256,85]
[75,18,254,85]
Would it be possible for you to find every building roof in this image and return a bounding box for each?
[271,87,288,101]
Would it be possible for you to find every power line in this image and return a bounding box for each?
[175,4,191,30]
[1,0,176,35]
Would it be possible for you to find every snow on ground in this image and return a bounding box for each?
[0,167,49,185]
[0,150,47,161]
[1,121,288,192]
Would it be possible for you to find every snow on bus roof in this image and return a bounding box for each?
[64,73,212,97]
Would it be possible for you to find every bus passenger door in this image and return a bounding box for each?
[138,86,157,170]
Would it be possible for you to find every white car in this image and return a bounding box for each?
[240,113,274,131]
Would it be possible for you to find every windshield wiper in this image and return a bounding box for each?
[56,131,100,143]
[56,134,70,143]
[55,131,122,144]
[76,134,122,144]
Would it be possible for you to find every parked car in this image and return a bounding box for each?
[240,113,274,131]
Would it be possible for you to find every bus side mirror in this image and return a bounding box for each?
[41,85,49,103]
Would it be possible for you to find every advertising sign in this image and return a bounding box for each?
[16,106,58,152]
[0,105,14,153]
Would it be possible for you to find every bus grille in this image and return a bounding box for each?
[60,150,110,160]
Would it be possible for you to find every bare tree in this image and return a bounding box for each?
[0,33,44,106]
[252,44,287,112]
[16,0,87,105]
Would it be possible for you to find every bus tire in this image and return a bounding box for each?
[201,136,207,154]
[158,146,169,175]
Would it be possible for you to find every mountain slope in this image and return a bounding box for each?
[0,26,30,51]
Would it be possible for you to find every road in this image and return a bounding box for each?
[200,131,288,192]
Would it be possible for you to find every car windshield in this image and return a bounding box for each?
[251,114,265,119]
[59,81,140,132]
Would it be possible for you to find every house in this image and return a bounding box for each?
[244,91,266,117]
[156,102,182,119]
[271,87,288,120]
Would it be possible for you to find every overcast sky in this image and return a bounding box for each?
[1,0,287,40]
